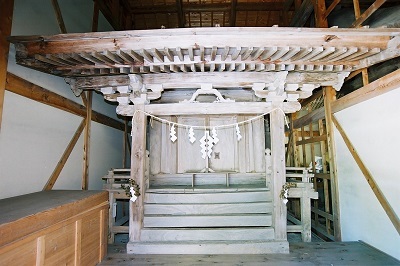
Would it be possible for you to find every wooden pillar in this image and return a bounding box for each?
[313,0,329,27]
[82,91,92,190]
[323,86,342,241]
[270,102,287,241]
[0,0,14,131]
[129,103,147,242]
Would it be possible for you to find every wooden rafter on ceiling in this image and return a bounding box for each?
[289,0,314,27]
[9,27,400,78]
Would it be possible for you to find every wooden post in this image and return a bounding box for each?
[82,91,92,190]
[129,103,147,242]
[44,119,86,190]
[51,0,67,34]
[313,0,328,28]
[270,102,287,241]
[123,118,128,168]
[323,86,341,241]
[0,0,14,131]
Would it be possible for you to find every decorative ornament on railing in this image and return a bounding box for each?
[280,182,296,205]
[121,179,140,202]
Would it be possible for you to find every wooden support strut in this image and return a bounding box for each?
[43,119,86,190]
[0,0,14,131]
[332,115,400,235]
[292,68,400,129]
[5,73,125,131]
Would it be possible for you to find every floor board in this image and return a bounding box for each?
[99,241,400,265]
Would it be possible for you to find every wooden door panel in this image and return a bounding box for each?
[177,117,206,173]
[209,116,238,172]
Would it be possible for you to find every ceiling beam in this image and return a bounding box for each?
[293,68,400,129]
[129,2,287,14]
[5,73,126,131]
[351,0,387,27]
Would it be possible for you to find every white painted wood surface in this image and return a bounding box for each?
[144,202,272,215]
[140,228,275,241]
[143,214,272,228]
[144,190,272,204]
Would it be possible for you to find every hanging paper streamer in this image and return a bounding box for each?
[188,127,196,143]
[211,127,219,144]
[170,124,177,142]
[235,124,242,141]
[200,131,214,159]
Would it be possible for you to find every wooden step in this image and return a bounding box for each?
[127,240,289,254]
[144,202,272,215]
[143,214,272,228]
[145,191,272,204]
[146,186,269,193]
[150,173,266,187]
[140,228,275,241]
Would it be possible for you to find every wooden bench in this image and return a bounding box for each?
[0,190,108,265]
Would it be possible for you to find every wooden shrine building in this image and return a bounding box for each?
[1,0,400,264]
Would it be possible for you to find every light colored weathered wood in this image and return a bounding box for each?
[296,134,327,145]
[144,202,272,215]
[36,236,45,266]
[43,119,86,190]
[140,228,274,241]
[270,103,287,241]
[127,240,289,254]
[143,214,272,228]
[75,219,82,266]
[0,0,14,131]
[323,86,341,241]
[5,73,125,131]
[129,104,147,242]
[82,91,92,190]
[117,102,301,116]
[145,190,272,204]
[332,115,400,235]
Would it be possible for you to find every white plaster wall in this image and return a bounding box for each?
[335,88,400,260]
[0,0,123,199]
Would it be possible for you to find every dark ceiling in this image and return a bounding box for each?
[95,0,400,30]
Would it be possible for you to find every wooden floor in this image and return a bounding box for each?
[99,241,400,265]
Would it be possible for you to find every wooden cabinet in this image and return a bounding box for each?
[0,190,108,266]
